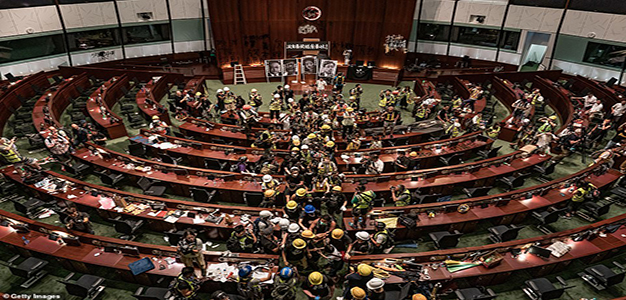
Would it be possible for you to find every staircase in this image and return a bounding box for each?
[234,64,247,85]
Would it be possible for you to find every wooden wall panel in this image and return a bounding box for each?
[378,0,417,69]
[353,0,386,64]
[295,0,327,41]
[239,0,271,64]
[326,0,357,62]
[207,0,244,66]
[268,0,298,58]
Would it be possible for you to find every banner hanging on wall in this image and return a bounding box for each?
[285,41,329,51]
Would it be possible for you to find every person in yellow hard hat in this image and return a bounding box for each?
[324,141,336,158]
[342,263,374,299]
[260,189,277,208]
[324,227,353,279]
[325,185,346,222]
[283,200,302,221]
[351,287,367,300]
[304,271,332,300]
[412,294,428,300]
[282,238,309,270]
[320,124,332,139]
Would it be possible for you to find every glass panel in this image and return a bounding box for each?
[66,27,121,52]
[418,23,451,42]
[0,34,66,64]
[452,26,499,48]
[0,0,54,9]
[583,42,626,68]
[123,24,171,45]
[509,0,567,8]
[499,30,521,51]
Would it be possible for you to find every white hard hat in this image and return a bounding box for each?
[223,87,230,91]
[259,210,272,218]
[217,89,223,93]
[302,145,309,150]
[288,98,294,103]
[262,174,272,183]
[366,278,385,290]
[356,231,370,241]
[279,219,290,229]
[274,94,281,98]
[288,223,300,233]
[284,84,290,89]
[251,88,257,92]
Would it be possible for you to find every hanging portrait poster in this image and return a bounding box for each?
[265,60,284,77]
[301,56,317,74]
[283,59,298,76]
[318,59,337,78]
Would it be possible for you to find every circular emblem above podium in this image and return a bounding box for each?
[302,6,322,21]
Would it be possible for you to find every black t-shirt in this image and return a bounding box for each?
[259,235,279,254]
[306,277,330,297]
[285,244,306,261]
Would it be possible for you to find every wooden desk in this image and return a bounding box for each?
[136,75,171,124]
[0,71,51,133]
[220,110,386,129]
[496,77,533,142]
[32,73,92,133]
[86,76,129,139]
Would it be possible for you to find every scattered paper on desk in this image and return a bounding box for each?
[99,197,116,210]
[67,195,77,199]
[193,218,205,224]
[164,216,179,223]
[147,211,159,217]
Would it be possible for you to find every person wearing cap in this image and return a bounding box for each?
[271,267,297,300]
[371,222,395,254]
[248,88,263,108]
[394,150,410,172]
[346,232,374,260]
[333,72,346,93]
[350,84,363,105]
[261,174,281,192]
[318,156,338,177]
[284,200,302,221]
[366,277,386,300]
[223,87,236,112]
[258,225,281,254]
[254,129,274,149]
[381,105,400,138]
[226,224,257,253]
[320,123,333,139]
[283,84,294,106]
[350,287,368,300]
[149,115,170,135]
[169,266,202,300]
[253,210,273,233]
[324,186,347,221]
[215,88,225,112]
[343,263,374,299]
[324,141,336,158]
[236,264,271,299]
[282,238,309,270]
[412,294,428,300]
[304,271,332,300]
[269,93,282,123]
[391,184,411,207]
[344,185,376,229]
[378,89,394,110]
[298,204,319,230]
[407,151,420,170]
[260,189,278,208]
[238,104,259,135]
[341,107,357,139]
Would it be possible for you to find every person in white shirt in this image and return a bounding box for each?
[365,154,384,175]
[574,92,597,109]
[316,78,328,92]
[611,99,626,123]
[586,99,604,119]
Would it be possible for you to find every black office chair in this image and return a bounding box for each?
[109,216,144,240]
[429,230,462,249]
[62,162,91,178]
[159,154,182,165]
[137,177,167,197]
[413,193,443,204]
[212,138,233,145]
[11,197,46,218]
[133,287,171,300]
[497,172,528,191]
[97,171,125,186]
[533,161,557,177]
[462,186,492,198]
[204,158,227,171]
[128,143,147,157]
[59,273,106,299]
[522,277,571,300]
[2,255,48,288]
[190,188,217,203]
[488,224,524,243]
[388,137,409,147]
[578,262,626,290]
[532,207,564,225]
[439,153,464,166]
[455,287,497,300]
[165,229,184,246]
[477,146,501,159]
[582,201,612,219]
[243,192,264,207]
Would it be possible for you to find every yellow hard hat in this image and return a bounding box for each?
[308,133,317,139]
[195,92,202,96]
[331,229,344,239]
[291,147,300,152]
[412,294,427,300]
[293,238,307,249]
[321,124,331,130]
[351,287,366,300]
[357,264,373,276]
[264,189,276,198]
[326,141,335,147]
[296,188,307,197]
[308,272,323,285]
[349,96,356,100]
[409,151,418,157]
[332,186,342,192]
[293,139,301,146]
[549,116,557,120]
[347,107,354,112]
[152,115,160,120]
[301,230,315,239]
[286,201,298,210]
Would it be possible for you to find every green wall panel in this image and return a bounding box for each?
[172,18,204,42]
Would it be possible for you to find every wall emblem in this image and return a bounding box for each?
[302,6,322,21]
[384,35,407,53]
[298,24,318,34]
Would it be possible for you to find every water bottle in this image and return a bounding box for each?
[22,236,30,245]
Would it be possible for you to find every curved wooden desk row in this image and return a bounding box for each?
[74,142,548,201]
[344,167,621,239]
[0,71,52,134]
[533,76,574,135]
[86,76,129,139]
[220,110,388,129]
[131,130,493,173]
[136,75,173,124]
[178,117,444,148]
[32,73,93,131]
[496,77,536,142]
[0,209,276,288]
[351,213,626,287]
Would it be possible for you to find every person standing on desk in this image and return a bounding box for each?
[64,207,94,234]
[177,229,207,278]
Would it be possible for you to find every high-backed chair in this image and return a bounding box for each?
[488,225,524,243]
[477,146,501,159]
[97,171,125,186]
[137,177,167,197]
[2,255,49,288]
[522,277,571,300]
[578,262,626,290]
[243,192,264,207]
[190,188,217,203]
[429,230,462,249]
[133,287,171,300]
[59,273,106,299]
[128,143,146,157]
[455,287,497,300]
[11,197,46,218]
[109,216,144,240]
